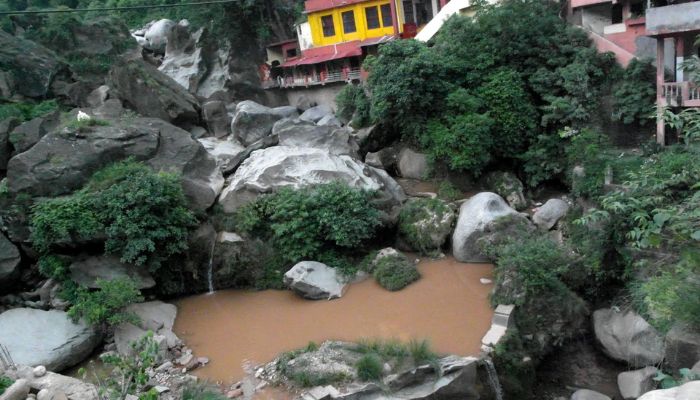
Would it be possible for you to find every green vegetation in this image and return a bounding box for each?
[354,338,437,366]
[372,254,420,291]
[276,343,351,387]
[236,182,382,273]
[336,84,371,128]
[611,58,656,125]
[0,376,13,396]
[356,354,383,381]
[98,332,159,399]
[32,159,197,270]
[437,181,461,202]
[181,383,228,400]
[65,278,144,329]
[398,198,453,254]
[654,368,700,389]
[65,117,110,132]
[0,100,59,123]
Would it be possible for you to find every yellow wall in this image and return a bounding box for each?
[308,0,402,47]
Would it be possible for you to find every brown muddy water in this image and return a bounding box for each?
[174,256,494,384]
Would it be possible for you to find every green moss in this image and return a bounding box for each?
[373,254,420,291]
[356,354,383,381]
[398,198,453,255]
[0,376,13,396]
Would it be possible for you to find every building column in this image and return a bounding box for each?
[390,0,400,36]
[676,37,685,82]
[656,37,666,145]
[431,0,439,17]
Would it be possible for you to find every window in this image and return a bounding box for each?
[321,15,335,37]
[365,6,380,30]
[286,48,297,58]
[342,10,357,33]
[611,4,623,24]
[380,3,393,28]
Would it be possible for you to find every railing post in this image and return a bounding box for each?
[681,81,690,106]
[656,37,666,145]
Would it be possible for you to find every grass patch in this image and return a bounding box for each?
[0,100,59,122]
[373,254,420,291]
[0,376,13,396]
[408,339,438,365]
[65,117,110,132]
[356,354,383,381]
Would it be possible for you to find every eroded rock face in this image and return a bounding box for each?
[637,381,700,400]
[141,19,176,53]
[452,192,525,262]
[397,148,429,180]
[275,120,358,157]
[114,301,181,358]
[0,232,21,289]
[218,146,405,213]
[0,308,100,372]
[8,111,61,154]
[6,117,222,211]
[533,198,570,230]
[664,325,700,371]
[283,261,346,300]
[231,101,298,146]
[202,100,231,138]
[197,137,245,175]
[158,24,207,93]
[592,308,665,367]
[108,59,200,125]
[0,117,20,170]
[299,104,333,123]
[0,30,65,99]
[484,171,527,211]
[69,255,155,290]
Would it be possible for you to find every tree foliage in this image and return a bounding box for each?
[611,58,656,125]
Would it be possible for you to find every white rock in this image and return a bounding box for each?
[32,366,47,378]
[533,198,570,230]
[618,366,658,400]
[637,381,700,400]
[283,261,346,300]
[593,308,665,367]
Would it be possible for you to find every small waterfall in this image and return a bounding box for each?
[207,238,216,294]
[483,358,503,400]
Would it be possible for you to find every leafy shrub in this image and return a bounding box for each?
[236,182,382,267]
[356,354,383,381]
[32,160,197,270]
[372,254,420,291]
[612,58,656,125]
[398,198,453,254]
[437,181,461,201]
[65,278,144,329]
[181,382,228,400]
[37,255,71,281]
[336,84,372,127]
[0,376,13,396]
[566,130,611,198]
[0,100,59,122]
[99,332,159,398]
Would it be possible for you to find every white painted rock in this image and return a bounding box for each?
[283,261,346,300]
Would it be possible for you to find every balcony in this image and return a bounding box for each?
[661,82,700,107]
[646,1,700,36]
[262,67,363,89]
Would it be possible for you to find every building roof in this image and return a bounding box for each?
[266,38,299,48]
[281,44,363,67]
[304,0,372,14]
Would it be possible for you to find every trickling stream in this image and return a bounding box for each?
[483,357,504,400]
[174,257,494,383]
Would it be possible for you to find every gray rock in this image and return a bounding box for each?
[86,85,110,108]
[283,261,346,300]
[158,25,207,93]
[9,111,61,154]
[114,301,180,358]
[364,147,398,171]
[218,146,405,213]
[571,389,611,400]
[276,122,358,157]
[299,104,333,123]
[0,378,30,400]
[0,233,21,289]
[69,255,155,290]
[637,381,700,400]
[0,118,20,170]
[364,151,383,169]
[9,365,96,400]
[593,308,665,367]
[484,171,527,211]
[108,59,200,125]
[142,19,176,53]
[0,309,100,372]
[452,192,524,262]
[6,117,222,211]
[231,101,298,146]
[533,199,570,230]
[202,100,231,138]
[197,137,245,175]
[664,325,700,371]
[618,366,658,400]
[0,30,64,99]
[317,114,342,127]
[397,148,429,180]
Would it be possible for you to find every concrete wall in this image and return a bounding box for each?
[283,83,345,110]
[647,2,700,35]
[581,4,611,34]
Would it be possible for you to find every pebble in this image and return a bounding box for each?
[227,389,243,398]
[156,361,173,372]
[154,386,170,394]
[33,365,47,378]
[479,278,493,284]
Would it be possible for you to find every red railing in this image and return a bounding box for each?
[661,82,700,107]
[262,67,363,89]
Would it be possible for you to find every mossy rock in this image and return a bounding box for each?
[398,198,455,255]
[484,171,527,211]
[370,249,420,291]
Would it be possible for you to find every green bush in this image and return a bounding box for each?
[612,58,656,125]
[99,332,159,398]
[65,278,144,329]
[31,160,197,270]
[0,100,59,123]
[0,376,13,396]
[336,84,372,127]
[356,354,383,381]
[37,254,71,281]
[236,182,382,268]
[372,254,420,291]
[398,198,453,254]
[181,382,228,400]
[566,130,612,198]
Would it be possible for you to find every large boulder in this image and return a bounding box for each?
[231,101,298,146]
[0,379,30,400]
[637,381,700,400]
[283,261,346,300]
[398,198,455,254]
[8,111,61,154]
[8,365,97,400]
[69,255,155,290]
[397,148,429,180]
[0,117,20,170]
[571,389,611,400]
[158,24,207,93]
[0,30,64,99]
[484,171,527,211]
[299,104,333,123]
[452,192,525,263]
[197,137,245,175]
[108,59,200,125]
[6,117,222,211]
[275,120,358,157]
[664,325,700,370]
[0,233,21,289]
[618,366,658,400]
[201,100,231,138]
[0,308,100,372]
[592,308,665,367]
[533,198,570,230]
[114,301,180,358]
[218,146,405,213]
[141,19,176,53]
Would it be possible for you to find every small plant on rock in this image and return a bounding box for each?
[372,254,420,291]
[98,332,159,399]
[65,278,144,330]
[356,354,383,381]
[0,376,13,396]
